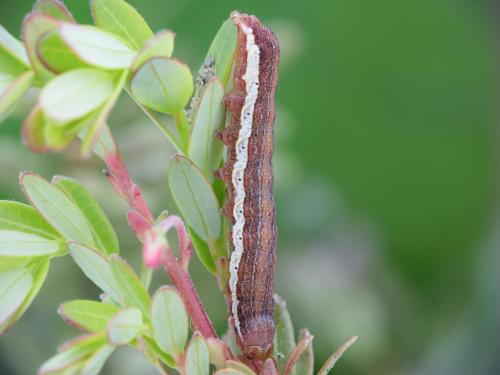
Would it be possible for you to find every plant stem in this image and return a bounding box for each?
[162,249,217,339]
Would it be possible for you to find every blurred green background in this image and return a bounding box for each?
[1,0,499,374]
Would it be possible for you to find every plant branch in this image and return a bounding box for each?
[317,336,358,375]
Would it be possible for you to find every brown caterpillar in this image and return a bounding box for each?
[215,12,280,361]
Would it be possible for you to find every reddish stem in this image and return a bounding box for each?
[162,250,217,338]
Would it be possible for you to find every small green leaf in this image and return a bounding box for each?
[0,230,63,257]
[40,68,114,123]
[130,30,175,72]
[20,173,94,245]
[22,105,49,152]
[80,345,114,375]
[189,228,216,274]
[273,294,296,374]
[68,242,122,303]
[215,370,247,375]
[43,114,89,150]
[53,177,119,255]
[108,254,151,318]
[106,307,143,345]
[0,70,34,123]
[189,78,225,178]
[0,267,33,327]
[226,361,256,375]
[168,155,221,241]
[36,29,88,73]
[1,260,50,334]
[185,333,209,375]
[205,19,237,87]
[130,57,193,115]
[0,200,60,239]
[0,25,30,75]
[151,286,188,358]
[0,257,29,273]
[34,0,75,22]
[22,13,59,83]
[38,333,106,375]
[60,23,136,70]
[141,336,176,369]
[206,338,230,369]
[317,336,357,375]
[91,0,154,50]
[59,299,119,333]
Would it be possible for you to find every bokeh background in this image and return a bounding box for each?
[1,0,499,374]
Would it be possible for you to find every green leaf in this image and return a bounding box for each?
[130,30,175,72]
[0,257,29,273]
[185,333,210,375]
[58,299,119,333]
[22,105,50,152]
[141,336,176,369]
[20,173,94,245]
[43,114,90,150]
[36,29,88,73]
[106,307,143,345]
[53,177,119,255]
[80,345,114,375]
[151,286,188,358]
[189,78,225,178]
[34,0,75,22]
[273,294,296,374]
[205,19,237,87]
[2,260,50,334]
[168,155,221,241]
[215,370,247,375]
[40,68,114,123]
[0,267,33,327]
[0,200,60,239]
[0,230,63,257]
[59,23,136,70]
[38,334,106,374]
[226,361,256,375]
[91,0,154,50]
[0,25,30,75]
[130,57,193,115]
[108,254,151,318]
[189,228,216,274]
[0,70,34,123]
[68,242,122,303]
[22,13,59,83]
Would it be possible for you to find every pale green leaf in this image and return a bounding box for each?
[168,155,221,241]
[80,345,114,375]
[20,173,94,245]
[108,254,151,318]
[185,334,209,375]
[22,13,59,83]
[0,230,63,257]
[1,259,50,334]
[204,19,237,87]
[130,57,193,115]
[60,23,136,69]
[91,0,154,50]
[0,267,32,326]
[106,307,143,345]
[151,286,188,357]
[273,294,296,374]
[141,336,176,369]
[58,299,119,333]
[0,200,60,239]
[38,334,106,375]
[53,177,119,255]
[0,25,30,76]
[43,114,90,150]
[0,70,34,123]
[40,68,114,123]
[36,29,88,73]
[0,257,29,273]
[131,30,175,72]
[226,361,256,375]
[34,0,75,22]
[68,243,122,303]
[189,228,216,274]
[22,105,50,152]
[214,370,247,375]
[189,78,225,178]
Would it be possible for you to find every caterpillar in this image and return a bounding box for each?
[215,12,280,361]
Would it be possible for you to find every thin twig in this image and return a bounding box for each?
[283,329,314,375]
[317,336,358,375]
